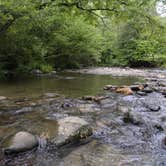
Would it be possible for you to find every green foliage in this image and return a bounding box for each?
[39,64,53,73]
[30,62,53,73]
[0,1,105,77]
[0,0,166,79]
[46,15,104,69]
[100,14,166,67]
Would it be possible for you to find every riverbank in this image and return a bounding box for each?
[71,67,166,78]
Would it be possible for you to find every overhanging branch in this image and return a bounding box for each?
[0,18,16,35]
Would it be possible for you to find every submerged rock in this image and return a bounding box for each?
[4,131,38,155]
[52,116,93,147]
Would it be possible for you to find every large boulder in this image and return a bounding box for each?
[52,116,93,147]
[4,131,38,154]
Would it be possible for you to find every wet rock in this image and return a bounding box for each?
[129,85,144,91]
[61,102,72,108]
[31,70,57,77]
[100,98,117,109]
[43,93,59,98]
[82,96,95,101]
[161,136,166,149]
[78,103,100,113]
[51,113,68,119]
[14,98,29,103]
[117,106,131,114]
[50,71,57,75]
[145,78,158,82]
[4,131,38,155]
[123,112,133,124]
[123,112,141,125]
[116,87,133,95]
[151,86,163,93]
[162,91,166,95]
[31,69,43,75]
[93,96,109,103]
[163,137,166,146]
[0,96,7,100]
[64,77,75,80]
[104,84,147,95]
[157,82,166,87]
[52,116,93,147]
[103,85,117,91]
[136,91,147,96]
[146,105,161,112]
[82,96,109,103]
[142,87,153,93]
[154,124,164,131]
[122,95,138,102]
[15,107,33,115]
[161,91,166,98]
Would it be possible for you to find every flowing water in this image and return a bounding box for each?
[0,72,166,166]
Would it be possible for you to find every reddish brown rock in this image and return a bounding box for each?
[116,87,133,95]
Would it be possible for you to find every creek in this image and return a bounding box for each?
[0,71,165,166]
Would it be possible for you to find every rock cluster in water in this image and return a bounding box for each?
[31,69,57,77]
[103,84,151,96]
[4,117,93,154]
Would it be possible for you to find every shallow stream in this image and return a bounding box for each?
[0,72,165,166]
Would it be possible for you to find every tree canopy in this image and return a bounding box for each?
[0,0,166,78]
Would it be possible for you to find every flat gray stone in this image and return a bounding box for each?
[52,117,93,147]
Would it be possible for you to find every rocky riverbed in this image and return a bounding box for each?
[0,68,166,166]
[72,67,166,78]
